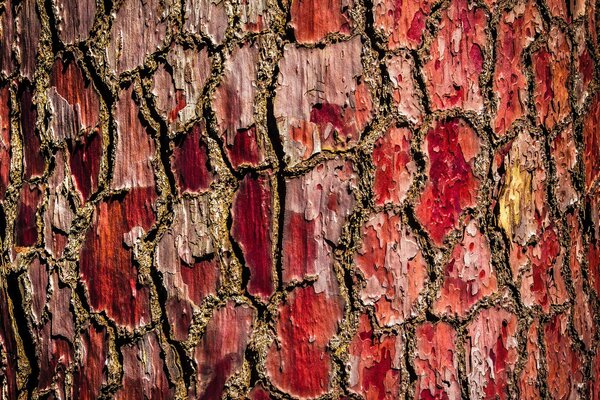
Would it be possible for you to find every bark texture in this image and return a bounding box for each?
[0,0,599,398]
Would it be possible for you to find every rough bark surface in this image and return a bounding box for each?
[0,0,599,399]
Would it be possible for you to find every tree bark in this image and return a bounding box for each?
[0,0,599,398]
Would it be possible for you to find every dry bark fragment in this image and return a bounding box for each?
[531,26,571,131]
[550,124,578,212]
[152,45,211,129]
[289,0,353,43]
[372,125,415,206]
[266,285,344,398]
[465,307,518,399]
[34,273,75,397]
[589,188,600,297]
[240,0,270,32]
[184,0,228,45]
[433,218,498,318]
[72,324,109,399]
[282,158,356,292]
[422,0,487,112]
[0,1,16,76]
[0,284,18,399]
[498,131,548,245]
[372,0,431,50]
[415,118,482,246]
[498,131,568,311]
[35,330,73,398]
[21,82,44,179]
[517,217,568,311]
[115,332,173,399]
[113,86,155,191]
[573,26,594,108]
[584,93,600,191]
[546,0,585,20]
[0,83,10,200]
[43,150,75,257]
[231,172,275,300]
[213,43,265,169]
[355,211,427,326]
[53,0,96,44]
[567,213,595,349]
[107,0,171,74]
[588,0,597,46]
[194,301,255,400]
[275,38,372,166]
[15,0,41,80]
[48,58,102,200]
[593,353,600,400]
[544,313,585,399]
[80,188,155,328]
[27,257,47,324]
[156,195,218,339]
[413,322,461,400]
[347,314,402,399]
[386,53,423,123]
[171,123,214,194]
[15,183,42,248]
[1,0,41,78]
[492,0,543,135]
[518,320,542,400]
[1,0,599,395]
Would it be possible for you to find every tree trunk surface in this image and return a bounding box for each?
[0,0,599,398]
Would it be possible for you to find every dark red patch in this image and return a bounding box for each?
[407,10,427,42]
[579,48,594,85]
[79,187,156,327]
[69,131,102,201]
[310,103,356,147]
[415,119,480,245]
[232,173,274,300]
[248,385,272,400]
[180,258,220,306]
[172,123,214,193]
[21,83,44,179]
[16,183,42,247]
[281,212,318,281]
[226,126,262,168]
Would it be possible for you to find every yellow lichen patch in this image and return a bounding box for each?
[499,159,533,240]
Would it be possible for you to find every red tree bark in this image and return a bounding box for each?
[0,0,599,398]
